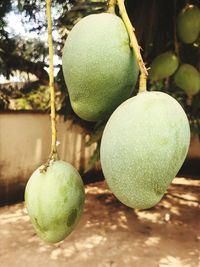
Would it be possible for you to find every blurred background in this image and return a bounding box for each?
[0,1,200,267]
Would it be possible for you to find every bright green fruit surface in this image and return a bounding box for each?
[100,92,190,210]
[25,160,85,243]
[177,5,200,44]
[149,51,179,81]
[174,64,200,96]
[62,13,139,121]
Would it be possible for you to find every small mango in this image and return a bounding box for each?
[174,64,200,96]
[149,51,179,81]
[177,5,200,44]
[25,160,85,243]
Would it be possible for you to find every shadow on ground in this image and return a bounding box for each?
[0,178,199,267]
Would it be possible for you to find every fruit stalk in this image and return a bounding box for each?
[173,0,179,57]
[108,0,117,14]
[46,0,58,161]
[117,0,148,92]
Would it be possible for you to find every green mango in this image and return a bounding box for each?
[149,51,179,81]
[174,64,200,96]
[100,91,190,210]
[25,160,85,243]
[62,13,139,122]
[177,5,200,44]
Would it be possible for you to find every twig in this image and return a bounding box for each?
[117,0,148,93]
[41,0,59,172]
[108,0,117,14]
[173,0,180,57]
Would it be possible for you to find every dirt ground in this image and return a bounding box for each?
[0,177,199,267]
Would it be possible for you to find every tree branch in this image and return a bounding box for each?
[0,51,49,84]
[0,80,42,98]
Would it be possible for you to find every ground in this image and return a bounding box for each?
[0,178,199,267]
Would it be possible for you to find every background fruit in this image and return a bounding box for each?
[62,13,139,122]
[100,91,190,210]
[149,51,179,81]
[174,64,200,96]
[177,5,200,44]
[25,160,85,243]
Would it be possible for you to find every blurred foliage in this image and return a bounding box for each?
[85,142,100,173]
[14,86,50,110]
[0,1,12,37]
[15,37,47,63]
[0,91,9,111]
[84,121,106,172]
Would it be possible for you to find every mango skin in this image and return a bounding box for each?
[100,92,190,210]
[62,13,139,122]
[177,5,200,44]
[25,160,85,243]
[149,51,179,81]
[174,64,200,96]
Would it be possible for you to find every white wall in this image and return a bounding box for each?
[0,112,95,203]
[0,112,199,204]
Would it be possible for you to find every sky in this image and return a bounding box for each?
[0,10,61,83]
[6,11,41,38]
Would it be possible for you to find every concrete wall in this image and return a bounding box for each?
[0,112,200,205]
[0,112,95,204]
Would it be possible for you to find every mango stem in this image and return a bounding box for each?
[108,0,117,14]
[46,0,59,164]
[117,0,148,93]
